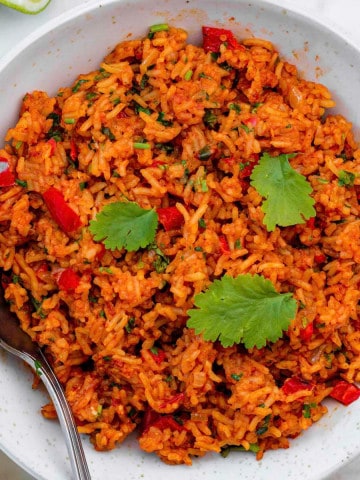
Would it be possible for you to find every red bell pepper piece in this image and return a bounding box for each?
[314,253,326,264]
[43,186,82,233]
[239,157,259,179]
[57,268,81,292]
[300,321,314,342]
[152,415,184,432]
[202,26,243,53]
[329,380,360,406]
[306,217,316,229]
[47,138,57,156]
[141,408,184,434]
[149,347,166,365]
[219,235,231,254]
[70,139,78,161]
[0,157,15,187]
[281,376,314,395]
[157,206,184,231]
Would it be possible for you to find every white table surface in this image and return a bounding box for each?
[1,0,360,479]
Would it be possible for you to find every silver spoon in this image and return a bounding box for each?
[0,283,91,480]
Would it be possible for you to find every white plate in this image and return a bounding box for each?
[1,1,360,479]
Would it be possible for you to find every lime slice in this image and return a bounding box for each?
[0,0,51,14]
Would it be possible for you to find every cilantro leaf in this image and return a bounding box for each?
[89,201,158,251]
[250,152,315,231]
[187,274,296,349]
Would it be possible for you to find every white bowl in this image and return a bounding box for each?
[1,1,360,479]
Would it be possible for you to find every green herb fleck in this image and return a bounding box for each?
[34,360,42,376]
[15,179,27,188]
[157,111,173,127]
[338,170,356,187]
[229,103,241,113]
[72,79,89,93]
[101,127,116,141]
[64,118,76,125]
[125,317,136,333]
[133,142,151,150]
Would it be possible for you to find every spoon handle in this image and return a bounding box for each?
[30,349,92,480]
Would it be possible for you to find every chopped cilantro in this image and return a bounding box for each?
[229,103,241,113]
[234,239,242,249]
[155,142,174,154]
[251,102,263,113]
[15,179,27,188]
[157,112,173,127]
[149,23,169,34]
[86,92,98,102]
[187,274,297,349]
[221,443,260,457]
[125,317,136,333]
[250,152,315,231]
[133,101,152,115]
[198,145,212,161]
[198,218,206,229]
[133,142,151,150]
[72,79,89,93]
[99,267,113,274]
[203,109,218,129]
[303,402,317,418]
[239,124,252,133]
[140,73,149,90]
[338,170,356,187]
[184,70,193,81]
[256,414,271,435]
[64,118,76,125]
[149,243,170,273]
[89,201,158,251]
[94,69,111,81]
[30,296,46,319]
[101,127,116,141]
[34,360,42,376]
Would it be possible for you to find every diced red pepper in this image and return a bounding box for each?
[141,408,185,433]
[152,415,184,432]
[306,217,316,230]
[57,268,81,292]
[300,321,314,342]
[43,187,82,233]
[281,376,314,395]
[117,110,129,119]
[150,160,166,168]
[314,253,326,264]
[149,347,166,365]
[244,115,258,128]
[70,139,78,161]
[0,157,15,187]
[202,26,243,53]
[95,243,106,261]
[329,380,360,406]
[157,206,184,231]
[47,138,57,156]
[223,156,235,166]
[219,235,231,254]
[34,262,49,280]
